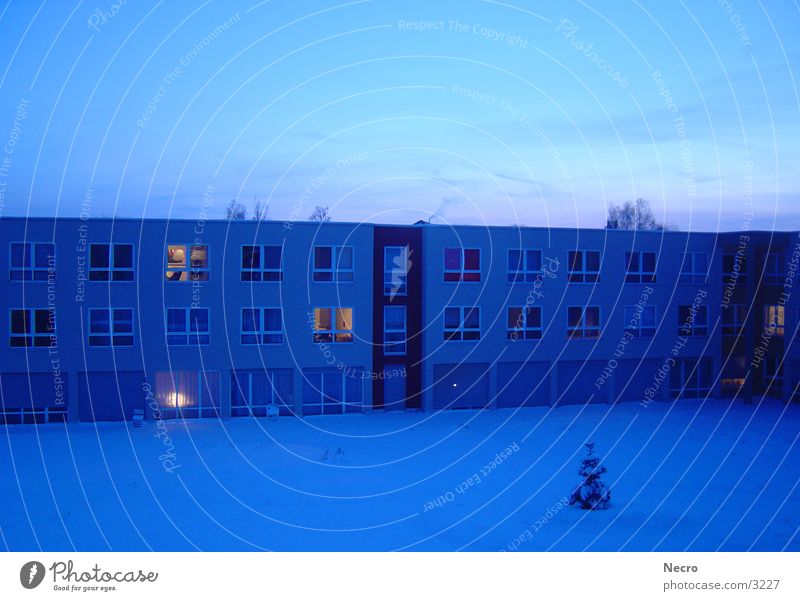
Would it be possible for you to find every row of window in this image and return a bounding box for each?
[7,302,788,350]
[7,307,353,349]
[443,303,788,342]
[11,241,791,288]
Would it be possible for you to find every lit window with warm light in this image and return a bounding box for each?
[165,244,209,281]
[764,305,784,337]
[313,307,353,343]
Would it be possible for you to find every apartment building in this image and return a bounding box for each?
[0,217,798,424]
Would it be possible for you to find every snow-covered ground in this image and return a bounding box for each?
[1,398,798,551]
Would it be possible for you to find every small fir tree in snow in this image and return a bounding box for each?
[569,442,611,510]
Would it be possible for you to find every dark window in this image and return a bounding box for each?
[89,308,134,347]
[678,305,708,336]
[90,244,134,281]
[167,308,210,346]
[444,248,481,282]
[241,245,283,281]
[443,306,480,341]
[507,306,542,340]
[625,251,656,283]
[568,250,600,283]
[10,308,55,347]
[10,242,54,281]
[507,249,542,283]
[313,246,353,282]
[567,306,600,338]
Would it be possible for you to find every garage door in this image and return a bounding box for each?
[496,362,550,408]
[556,360,607,406]
[0,372,68,424]
[433,363,490,410]
[614,359,662,403]
[79,371,145,422]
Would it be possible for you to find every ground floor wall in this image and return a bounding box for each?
[3,353,798,423]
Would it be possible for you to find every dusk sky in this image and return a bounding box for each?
[0,0,797,230]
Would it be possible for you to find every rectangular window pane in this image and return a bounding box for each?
[167,309,185,333]
[11,243,29,267]
[315,246,332,269]
[114,244,133,268]
[243,308,259,332]
[167,245,187,268]
[189,308,209,333]
[11,310,29,334]
[464,249,480,271]
[90,244,110,268]
[526,250,542,271]
[242,246,259,269]
[190,246,208,268]
[336,308,352,331]
[444,248,461,271]
[264,308,281,332]
[35,243,54,268]
[113,309,133,333]
[384,306,405,329]
[337,246,353,270]
[263,246,281,269]
[315,308,331,331]
[90,310,110,333]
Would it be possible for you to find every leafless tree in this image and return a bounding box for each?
[252,198,269,221]
[606,198,674,230]
[309,206,331,223]
[226,199,247,220]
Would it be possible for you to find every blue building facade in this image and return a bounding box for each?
[0,217,798,424]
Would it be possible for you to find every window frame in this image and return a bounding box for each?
[88,307,135,347]
[240,244,283,282]
[722,252,746,283]
[624,251,657,284]
[567,250,601,283]
[507,305,543,340]
[166,307,211,346]
[231,369,293,417]
[302,368,363,415]
[678,304,709,337]
[623,304,657,337]
[9,241,55,282]
[763,304,785,338]
[722,304,746,338]
[507,249,543,283]
[312,245,354,283]
[670,358,713,399]
[567,305,601,339]
[383,305,407,355]
[312,307,354,343]
[9,308,56,348]
[764,253,784,286]
[443,248,481,283]
[383,245,410,297]
[241,307,284,345]
[443,306,481,341]
[764,356,784,388]
[89,243,135,282]
[155,370,220,419]
[679,252,709,284]
[165,243,210,282]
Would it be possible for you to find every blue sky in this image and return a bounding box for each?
[0,0,797,230]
